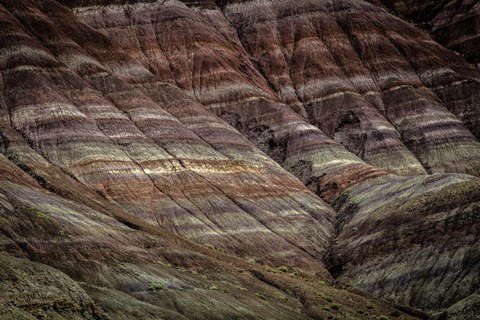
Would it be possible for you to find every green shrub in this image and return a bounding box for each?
[148,282,164,290]
[36,211,50,220]
[205,284,218,290]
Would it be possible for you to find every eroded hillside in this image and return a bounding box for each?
[371,0,480,67]
[0,0,479,319]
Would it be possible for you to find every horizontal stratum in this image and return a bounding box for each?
[0,0,479,319]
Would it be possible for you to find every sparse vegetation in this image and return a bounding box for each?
[156,260,173,268]
[204,243,226,253]
[266,267,278,273]
[36,211,50,220]
[275,293,288,301]
[330,304,340,310]
[205,284,218,290]
[379,316,389,320]
[255,292,266,300]
[148,282,164,291]
[289,271,299,278]
[277,265,288,273]
[204,243,215,250]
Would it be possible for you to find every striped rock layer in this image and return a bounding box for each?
[372,0,480,68]
[1,151,401,320]
[0,0,479,319]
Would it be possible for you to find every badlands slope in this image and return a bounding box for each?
[0,0,479,319]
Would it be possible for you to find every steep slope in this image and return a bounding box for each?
[372,0,480,67]
[63,0,480,316]
[328,173,480,310]
[1,153,407,320]
[221,0,480,172]
[66,0,480,178]
[1,0,337,274]
[0,0,480,319]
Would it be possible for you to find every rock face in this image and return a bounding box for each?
[373,0,480,67]
[0,0,479,319]
[328,174,480,310]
